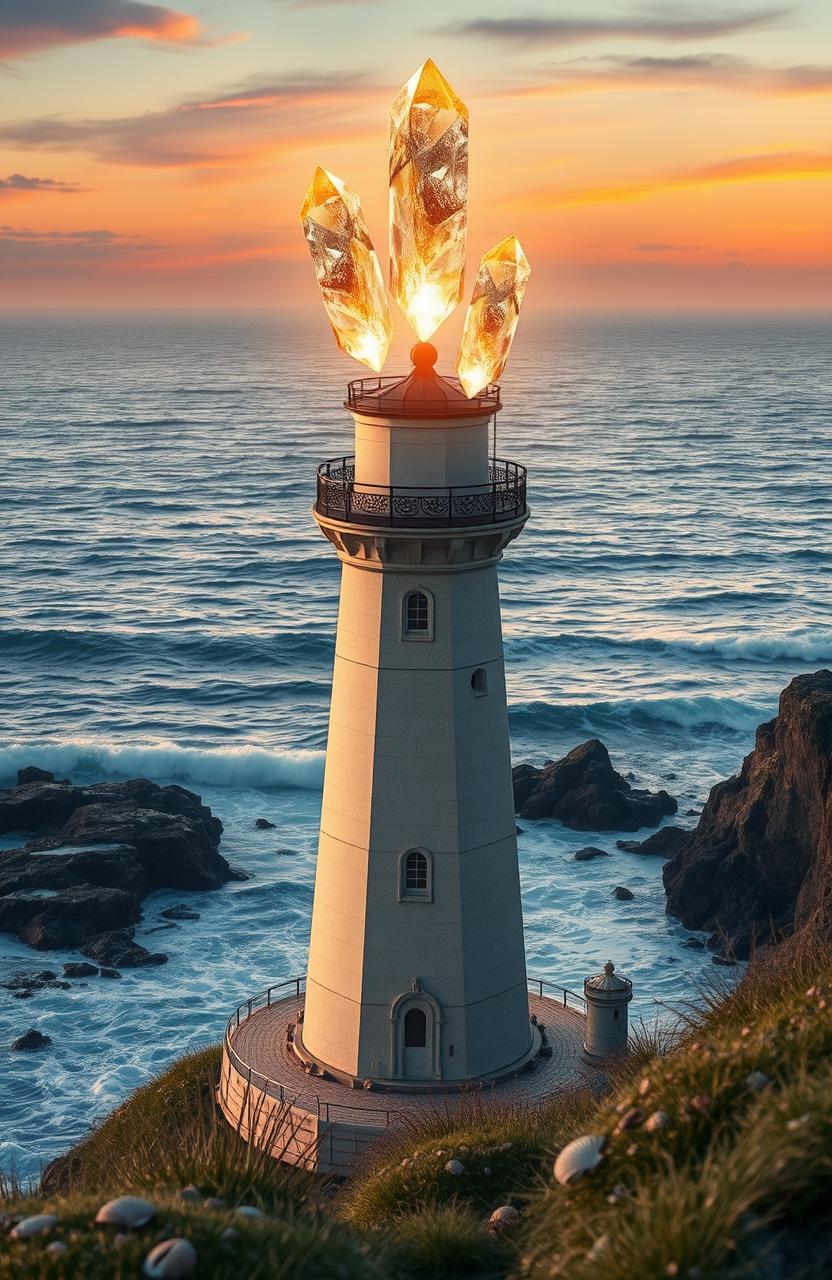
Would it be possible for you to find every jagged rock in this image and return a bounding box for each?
[254,818,276,830]
[574,847,609,861]
[0,775,229,957]
[685,937,706,950]
[11,1028,52,1051]
[161,905,200,921]
[512,740,677,831]
[99,967,121,979]
[1,970,58,993]
[664,672,832,958]
[81,929,167,968]
[617,827,692,858]
[17,767,55,786]
[613,886,635,901]
[63,962,99,978]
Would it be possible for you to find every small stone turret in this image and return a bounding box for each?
[583,961,633,1060]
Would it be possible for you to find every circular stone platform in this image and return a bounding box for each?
[218,977,604,1175]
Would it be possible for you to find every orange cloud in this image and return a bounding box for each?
[0,0,201,58]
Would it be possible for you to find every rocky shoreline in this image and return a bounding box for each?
[0,770,238,969]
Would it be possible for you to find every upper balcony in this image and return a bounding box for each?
[315,456,527,529]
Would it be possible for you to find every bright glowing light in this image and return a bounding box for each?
[300,166,393,372]
[389,59,468,340]
[457,236,530,398]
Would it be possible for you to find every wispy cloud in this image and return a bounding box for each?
[551,151,832,204]
[0,173,85,195]
[0,71,379,168]
[437,6,792,49]
[0,225,152,244]
[514,52,832,97]
[0,0,202,58]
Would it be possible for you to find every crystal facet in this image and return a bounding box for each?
[300,166,393,372]
[456,236,530,398]
[389,59,468,341]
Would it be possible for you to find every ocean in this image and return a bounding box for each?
[1,311,830,1179]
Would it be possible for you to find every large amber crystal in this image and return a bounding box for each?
[456,236,531,398]
[300,166,393,372]
[389,59,468,341]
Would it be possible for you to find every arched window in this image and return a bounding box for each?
[404,1007,427,1048]
[402,588,433,640]
[471,667,488,696]
[399,848,432,901]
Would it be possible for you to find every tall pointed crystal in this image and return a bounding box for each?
[456,236,531,398]
[389,59,468,341]
[300,166,393,372]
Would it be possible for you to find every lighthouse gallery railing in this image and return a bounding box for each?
[315,457,527,529]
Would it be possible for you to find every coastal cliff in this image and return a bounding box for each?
[664,670,832,957]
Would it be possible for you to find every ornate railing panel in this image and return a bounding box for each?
[315,457,527,529]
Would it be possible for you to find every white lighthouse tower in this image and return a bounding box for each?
[300,341,533,1085]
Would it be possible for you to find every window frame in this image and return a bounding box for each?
[398,847,433,902]
[401,587,434,642]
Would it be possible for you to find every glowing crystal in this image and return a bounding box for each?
[389,59,468,341]
[300,166,392,372]
[456,236,530,398]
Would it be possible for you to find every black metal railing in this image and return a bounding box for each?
[347,375,501,416]
[315,457,527,529]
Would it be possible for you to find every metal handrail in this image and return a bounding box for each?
[315,455,527,529]
[223,973,586,1128]
[346,375,501,416]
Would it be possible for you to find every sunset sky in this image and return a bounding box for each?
[1,0,830,311]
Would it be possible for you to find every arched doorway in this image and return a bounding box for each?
[390,985,442,1080]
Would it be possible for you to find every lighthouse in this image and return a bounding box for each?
[300,341,532,1084]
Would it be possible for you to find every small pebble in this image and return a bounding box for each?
[221,1227,239,1241]
[645,1110,670,1133]
[204,1197,225,1211]
[745,1071,770,1091]
[143,1237,197,1278]
[95,1196,156,1228]
[498,1141,512,1151]
[786,1113,811,1131]
[483,1166,492,1176]
[638,1077,651,1097]
[626,1143,638,1157]
[690,1094,711,1114]
[234,1206,264,1220]
[488,1205,519,1233]
[665,1265,679,1277]
[586,1234,609,1263]
[445,1159,465,1176]
[9,1215,58,1240]
[45,1241,66,1258]
[616,1107,644,1132]
[177,1185,201,1204]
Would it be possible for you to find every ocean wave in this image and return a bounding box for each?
[509,693,770,738]
[508,628,832,666]
[0,740,324,792]
[0,627,335,669]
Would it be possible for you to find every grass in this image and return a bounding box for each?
[3,942,832,1278]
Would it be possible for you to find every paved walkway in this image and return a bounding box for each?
[229,991,600,1129]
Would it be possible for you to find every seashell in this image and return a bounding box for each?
[690,1094,711,1114]
[586,1234,609,1263]
[221,1227,238,1241]
[9,1214,58,1239]
[45,1241,66,1258]
[234,1205,264,1220]
[626,1143,638,1157]
[616,1107,644,1132]
[483,1166,492,1176]
[143,1237,197,1278]
[745,1071,770,1091]
[95,1196,156,1228]
[445,1159,465,1175]
[645,1110,670,1133]
[498,1142,512,1151]
[638,1077,651,1097]
[553,1135,605,1185]
[400,1158,410,1168]
[488,1205,520,1232]
[786,1113,811,1131]
[177,1185,201,1203]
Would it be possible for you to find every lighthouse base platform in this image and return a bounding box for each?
[218,977,605,1176]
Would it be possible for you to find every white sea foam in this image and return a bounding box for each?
[0,740,325,792]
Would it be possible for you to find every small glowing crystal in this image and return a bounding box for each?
[389,59,468,341]
[456,236,530,398]
[300,166,393,372]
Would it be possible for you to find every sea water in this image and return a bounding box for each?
[1,311,830,1178]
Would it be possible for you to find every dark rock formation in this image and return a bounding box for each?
[0,772,228,959]
[11,1028,52,1051]
[63,962,99,978]
[663,671,832,959]
[254,818,276,830]
[17,767,55,786]
[81,929,167,968]
[685,937,706,950]
[161,905,200,921]
[617,827,692,858]
[512,740,677,831]
[99,967,121,979]
[613,885,635,900]
[574,846,609,861]
[1,970,59,994]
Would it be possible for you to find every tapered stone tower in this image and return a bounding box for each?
[299,342,533,1085]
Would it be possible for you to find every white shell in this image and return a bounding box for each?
[553,1135,605,1185]
[746,1071,770,1091]
[488,1206,520,1231]
[45,1241,66,1258]
[95,1196,156,1228]
[9,1214,58,1239]
[445,1159,465,1175]
[143,1238,197,1278]
[645,1110,670,1133]
[234,1205,265,1220]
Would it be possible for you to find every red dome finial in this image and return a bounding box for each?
[410,342,438,374]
